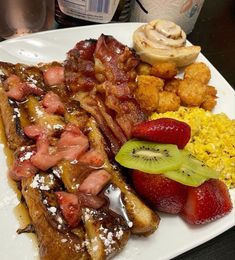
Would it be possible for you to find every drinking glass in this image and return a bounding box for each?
[0,0,55,39]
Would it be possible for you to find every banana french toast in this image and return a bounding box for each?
[0,35,160,260]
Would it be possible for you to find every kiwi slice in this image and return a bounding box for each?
[163,150,218,187]
[164,166,207,187]
[181,150,220,179]
[115,139,182,173]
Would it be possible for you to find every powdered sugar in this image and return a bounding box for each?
[30,174,51,190]
[19,151,34,162]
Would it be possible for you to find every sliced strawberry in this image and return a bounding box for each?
[43,66,64,86]
[132,118,191,149]
[42,91,65,115]
[9,156,37,181]
[132,170,188,214]
[8,147,37,181]
[79,169,111,196]
[5,74,44,101]
[78,149,104,167]
[56,191,81,228]
[24,124,45,139]
[77,191,106,209]
[181,179,233,224]
[57,123,89,161]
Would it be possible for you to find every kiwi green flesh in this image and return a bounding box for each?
[164,165,207,187]
[115,139,182,173]
[181,150,220,179]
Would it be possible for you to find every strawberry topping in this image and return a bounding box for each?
[79,169,111,195]
[5,74,44,101]
[42,91,65,115]
[56,191,81,228]
[57,123,89,161]
[55,169,109,228]
[78,149,104,167]
[43,66,64,86]
[30,133,62,171]
[9,150,37,181]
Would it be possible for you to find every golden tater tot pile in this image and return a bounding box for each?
[134,61,217,114]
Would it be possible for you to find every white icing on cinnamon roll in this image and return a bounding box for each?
[133,20,201,67]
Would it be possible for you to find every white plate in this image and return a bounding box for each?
[0,23,234,260]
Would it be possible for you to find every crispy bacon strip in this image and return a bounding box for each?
[94,35,146,138]
[94,34,139,84]
[67,35,146,152]
[64,39,97,92]
[74,92,123,154]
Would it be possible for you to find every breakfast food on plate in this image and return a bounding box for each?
[116,118,233,223]
[0,34,160,260]
[134,60,217,114]
[132,118,191,149]
[150,62,178,79]
[184,62,211,84]
[132,171,188,214]
[115,140,182,174]
[181,179,233,224]
[151,107,235,188]
[132,171,232,224]
[133,19,201,67]
[0,26,233,259]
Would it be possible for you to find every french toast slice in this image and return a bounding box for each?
[21,176,90,260]
[86,118,160,235]
[55,147,130,259]
[0,88,29,150]
[0,58,160,260]
[23,90,131,259]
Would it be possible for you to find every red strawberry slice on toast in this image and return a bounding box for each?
[132,118,191,149]
[181,179,233,224]
[132,170,188,214]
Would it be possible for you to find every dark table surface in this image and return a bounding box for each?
[175,0,235,259]
[0,0,234,259]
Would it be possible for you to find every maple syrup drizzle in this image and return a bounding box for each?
[0,114,37,244]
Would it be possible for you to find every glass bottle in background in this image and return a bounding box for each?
[55,0,131,28]
[0,0,55,39]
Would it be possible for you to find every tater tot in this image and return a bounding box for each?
[201,96,217,111]
[200,85,217,111]
[150,62,177,79]
[164,78,182,94]
[205,85,217,96]
[184,62,211,84]
[134,84,159,114]
[157,91,180,113]
[136,62,152,75]
[178,78,207,106]
[137,75,164,91]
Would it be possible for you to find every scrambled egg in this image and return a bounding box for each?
[151,107,235,188]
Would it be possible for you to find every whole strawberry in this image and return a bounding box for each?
[181,179,233,224]
[132,118,191,149]
[132,170,188,214]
